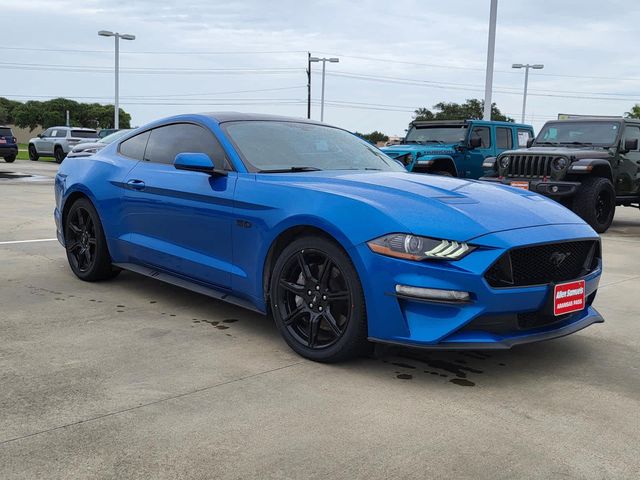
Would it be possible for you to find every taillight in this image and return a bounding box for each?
[13,137,17,143]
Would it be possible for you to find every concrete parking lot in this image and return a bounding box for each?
[1,159,639,479]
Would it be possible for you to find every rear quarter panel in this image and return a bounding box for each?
[57,148,140,262]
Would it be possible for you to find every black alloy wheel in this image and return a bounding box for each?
[270,236,369,362]
[54,146,66,164]
[64,198,120,281]
[573,176,615,233]
[595,189,613,225]
[29,144,39,161]
[66,206,97,273]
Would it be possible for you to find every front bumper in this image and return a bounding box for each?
[480,176,580,198]
[353,223,602,349]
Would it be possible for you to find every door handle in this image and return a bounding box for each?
[126,179,146,190]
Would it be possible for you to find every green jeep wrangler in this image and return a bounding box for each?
[481,117,640,233]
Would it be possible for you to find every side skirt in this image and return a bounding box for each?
[113,262,264,314]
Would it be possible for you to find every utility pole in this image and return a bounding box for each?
[309,56,339,122]
[483,0,498,121]
[98,30,136,129]
[307,52,311,119]
[512,63,544,123]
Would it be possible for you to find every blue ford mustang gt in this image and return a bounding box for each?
[54,113,604,362]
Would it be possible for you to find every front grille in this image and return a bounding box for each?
[485,240,600,288]
[505,154,563,178]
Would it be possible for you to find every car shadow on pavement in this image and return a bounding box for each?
[112,271,596,389]
[365,337,594,388]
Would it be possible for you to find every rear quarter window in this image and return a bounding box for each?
[517,129,533,147]
[119,130,151,160]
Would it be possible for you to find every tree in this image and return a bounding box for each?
[413,99,513,122]
[625,104,640,119]
[4,97,131,130]
[355,130,389,144]
[0,98,21,124]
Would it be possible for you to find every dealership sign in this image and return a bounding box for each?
[554,280,586,316]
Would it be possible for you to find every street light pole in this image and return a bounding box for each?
[309,56,339,122]
[483,0,498,121]
[306,52,311,119]
[98,30,136,129]
[512,63,544,123]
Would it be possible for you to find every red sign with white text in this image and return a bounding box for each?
[553,280,586,316]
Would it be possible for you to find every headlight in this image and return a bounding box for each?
[552,157,568,170]
[83,148,98,154]
[367,233,475,261]
[499,156,510,169]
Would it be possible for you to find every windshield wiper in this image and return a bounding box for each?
[404,140,424,144]
[534,141,560,146]
[423,140,445,144]
[257,166,323,173]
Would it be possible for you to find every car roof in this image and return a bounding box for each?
[202,111,326,126]
[46,126,97,130]
[545,118,627,123]
[410,119,532,128]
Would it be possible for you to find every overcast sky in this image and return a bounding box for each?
[3,0,639,135]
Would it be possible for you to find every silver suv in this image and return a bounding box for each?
[28,127,99,164]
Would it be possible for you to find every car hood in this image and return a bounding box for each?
[501,146,612,159]
[263,171,588,242]
[381,143,458,158]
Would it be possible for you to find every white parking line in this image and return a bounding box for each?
[0,238,58,245]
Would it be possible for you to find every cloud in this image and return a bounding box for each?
[1,0,638,134]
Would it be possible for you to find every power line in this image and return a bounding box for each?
[0,86,307,101]
[321,71,640,102]
[0,46,306,55]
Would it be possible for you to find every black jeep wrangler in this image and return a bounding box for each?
[481,117,640,233]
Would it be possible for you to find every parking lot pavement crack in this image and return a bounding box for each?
[0,360,304,447]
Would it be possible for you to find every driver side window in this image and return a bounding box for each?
[470,126,491,148]
[41,128,53,138]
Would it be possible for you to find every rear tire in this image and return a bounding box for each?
[572,176,615,233]
[54,146,66,164]
[64,198,120,281]
[269,235,370,362]
[28,144,39,161]
[4,154,16,163]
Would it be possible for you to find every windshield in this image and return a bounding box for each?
[99,129,131,144]
[404,125,467,144]
[535,121,621,146]
[223,121,406,172]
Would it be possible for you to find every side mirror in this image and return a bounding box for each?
[174,152,228,176]
[37,133,43,138]
[469,136,482,149]
[526,138,535,148]
[623,138,639,152]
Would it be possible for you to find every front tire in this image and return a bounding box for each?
[269,236,369,362]
[64,198,120,281]
[54,146,66,164]
[4,154,16,163]
[28,144,39,161]
[572,176,615,233]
